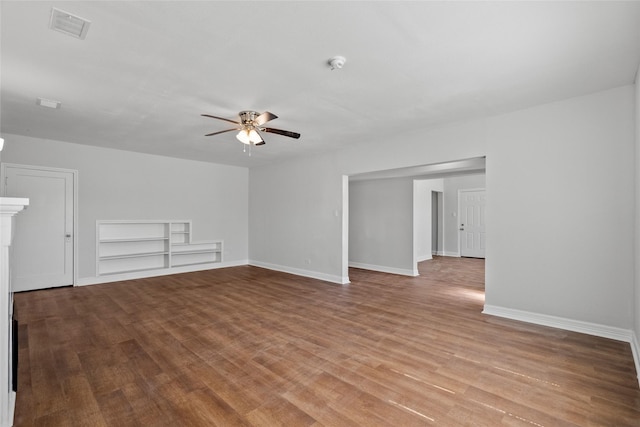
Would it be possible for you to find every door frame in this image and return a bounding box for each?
[0,163,78,286]
[432,190,444,256]
[458,187,486,258]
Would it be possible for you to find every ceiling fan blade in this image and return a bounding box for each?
[254,111,278,126]
[201,114,240,125]
[262,127,301,139]
[205,128,238,136]
[255,140,266,146]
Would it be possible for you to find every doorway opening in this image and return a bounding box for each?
[346,157,486,281]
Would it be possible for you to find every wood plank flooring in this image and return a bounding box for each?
[12,257,640,426]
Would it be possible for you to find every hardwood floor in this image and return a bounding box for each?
[13,257,640,426]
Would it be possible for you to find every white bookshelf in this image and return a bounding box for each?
[171,241,222,267]
[96,220,222,276]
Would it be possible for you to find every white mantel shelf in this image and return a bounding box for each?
[0,198,29,219]
[0,197,28,427]
[0,198,29,209]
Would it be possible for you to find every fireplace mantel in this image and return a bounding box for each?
[0,197,29,427]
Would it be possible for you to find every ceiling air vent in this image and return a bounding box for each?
[49,8,91,40]
[36,98,61,109]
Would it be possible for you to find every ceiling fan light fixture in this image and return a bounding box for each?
[236,130,251,145]
[236,128,262,145]
[248,129,262,144]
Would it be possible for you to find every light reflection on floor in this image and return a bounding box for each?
[470,399,546,427]
[388,400,436,422]
[387,359,548,426]
[455,287,485,302]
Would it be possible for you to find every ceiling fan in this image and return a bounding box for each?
[202,110,300,146]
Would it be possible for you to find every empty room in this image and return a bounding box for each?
[0,1,639,426]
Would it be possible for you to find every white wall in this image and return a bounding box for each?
[1,134,249,281]
[443,174,486,256]
[250,85,635,332]
[484,87,634,330]
[249,156,347,283]
[349,178,415,276]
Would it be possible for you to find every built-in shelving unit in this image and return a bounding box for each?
[96,220,222,276]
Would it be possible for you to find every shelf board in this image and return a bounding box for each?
[171,261,220,268]
[172,250,220,255]
[98,266,168,276]
[99,251,169,260]
[100,237,169,243]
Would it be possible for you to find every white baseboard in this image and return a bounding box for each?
[76,260,248,286]
[631,332,640,388]
[250,260,349,285]
[348,262,418,277]
[443,251,460,257]
[418,254,432,262]
[79,259,349,287]
[5,390,15,427]
[483,304,633,342]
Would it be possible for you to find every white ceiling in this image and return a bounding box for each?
[2,1,640,168]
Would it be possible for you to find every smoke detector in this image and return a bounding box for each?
[328,56,346,70]
[49,7,91,40]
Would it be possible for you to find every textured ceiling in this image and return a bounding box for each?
[2,1,640,168]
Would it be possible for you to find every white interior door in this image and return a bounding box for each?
[2,165,75,291]
[459,189,486,258]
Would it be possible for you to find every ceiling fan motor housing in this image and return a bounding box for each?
[239,110,259,125]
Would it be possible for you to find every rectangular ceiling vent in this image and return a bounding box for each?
[49,8,91,40]
[36,98,61,109]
